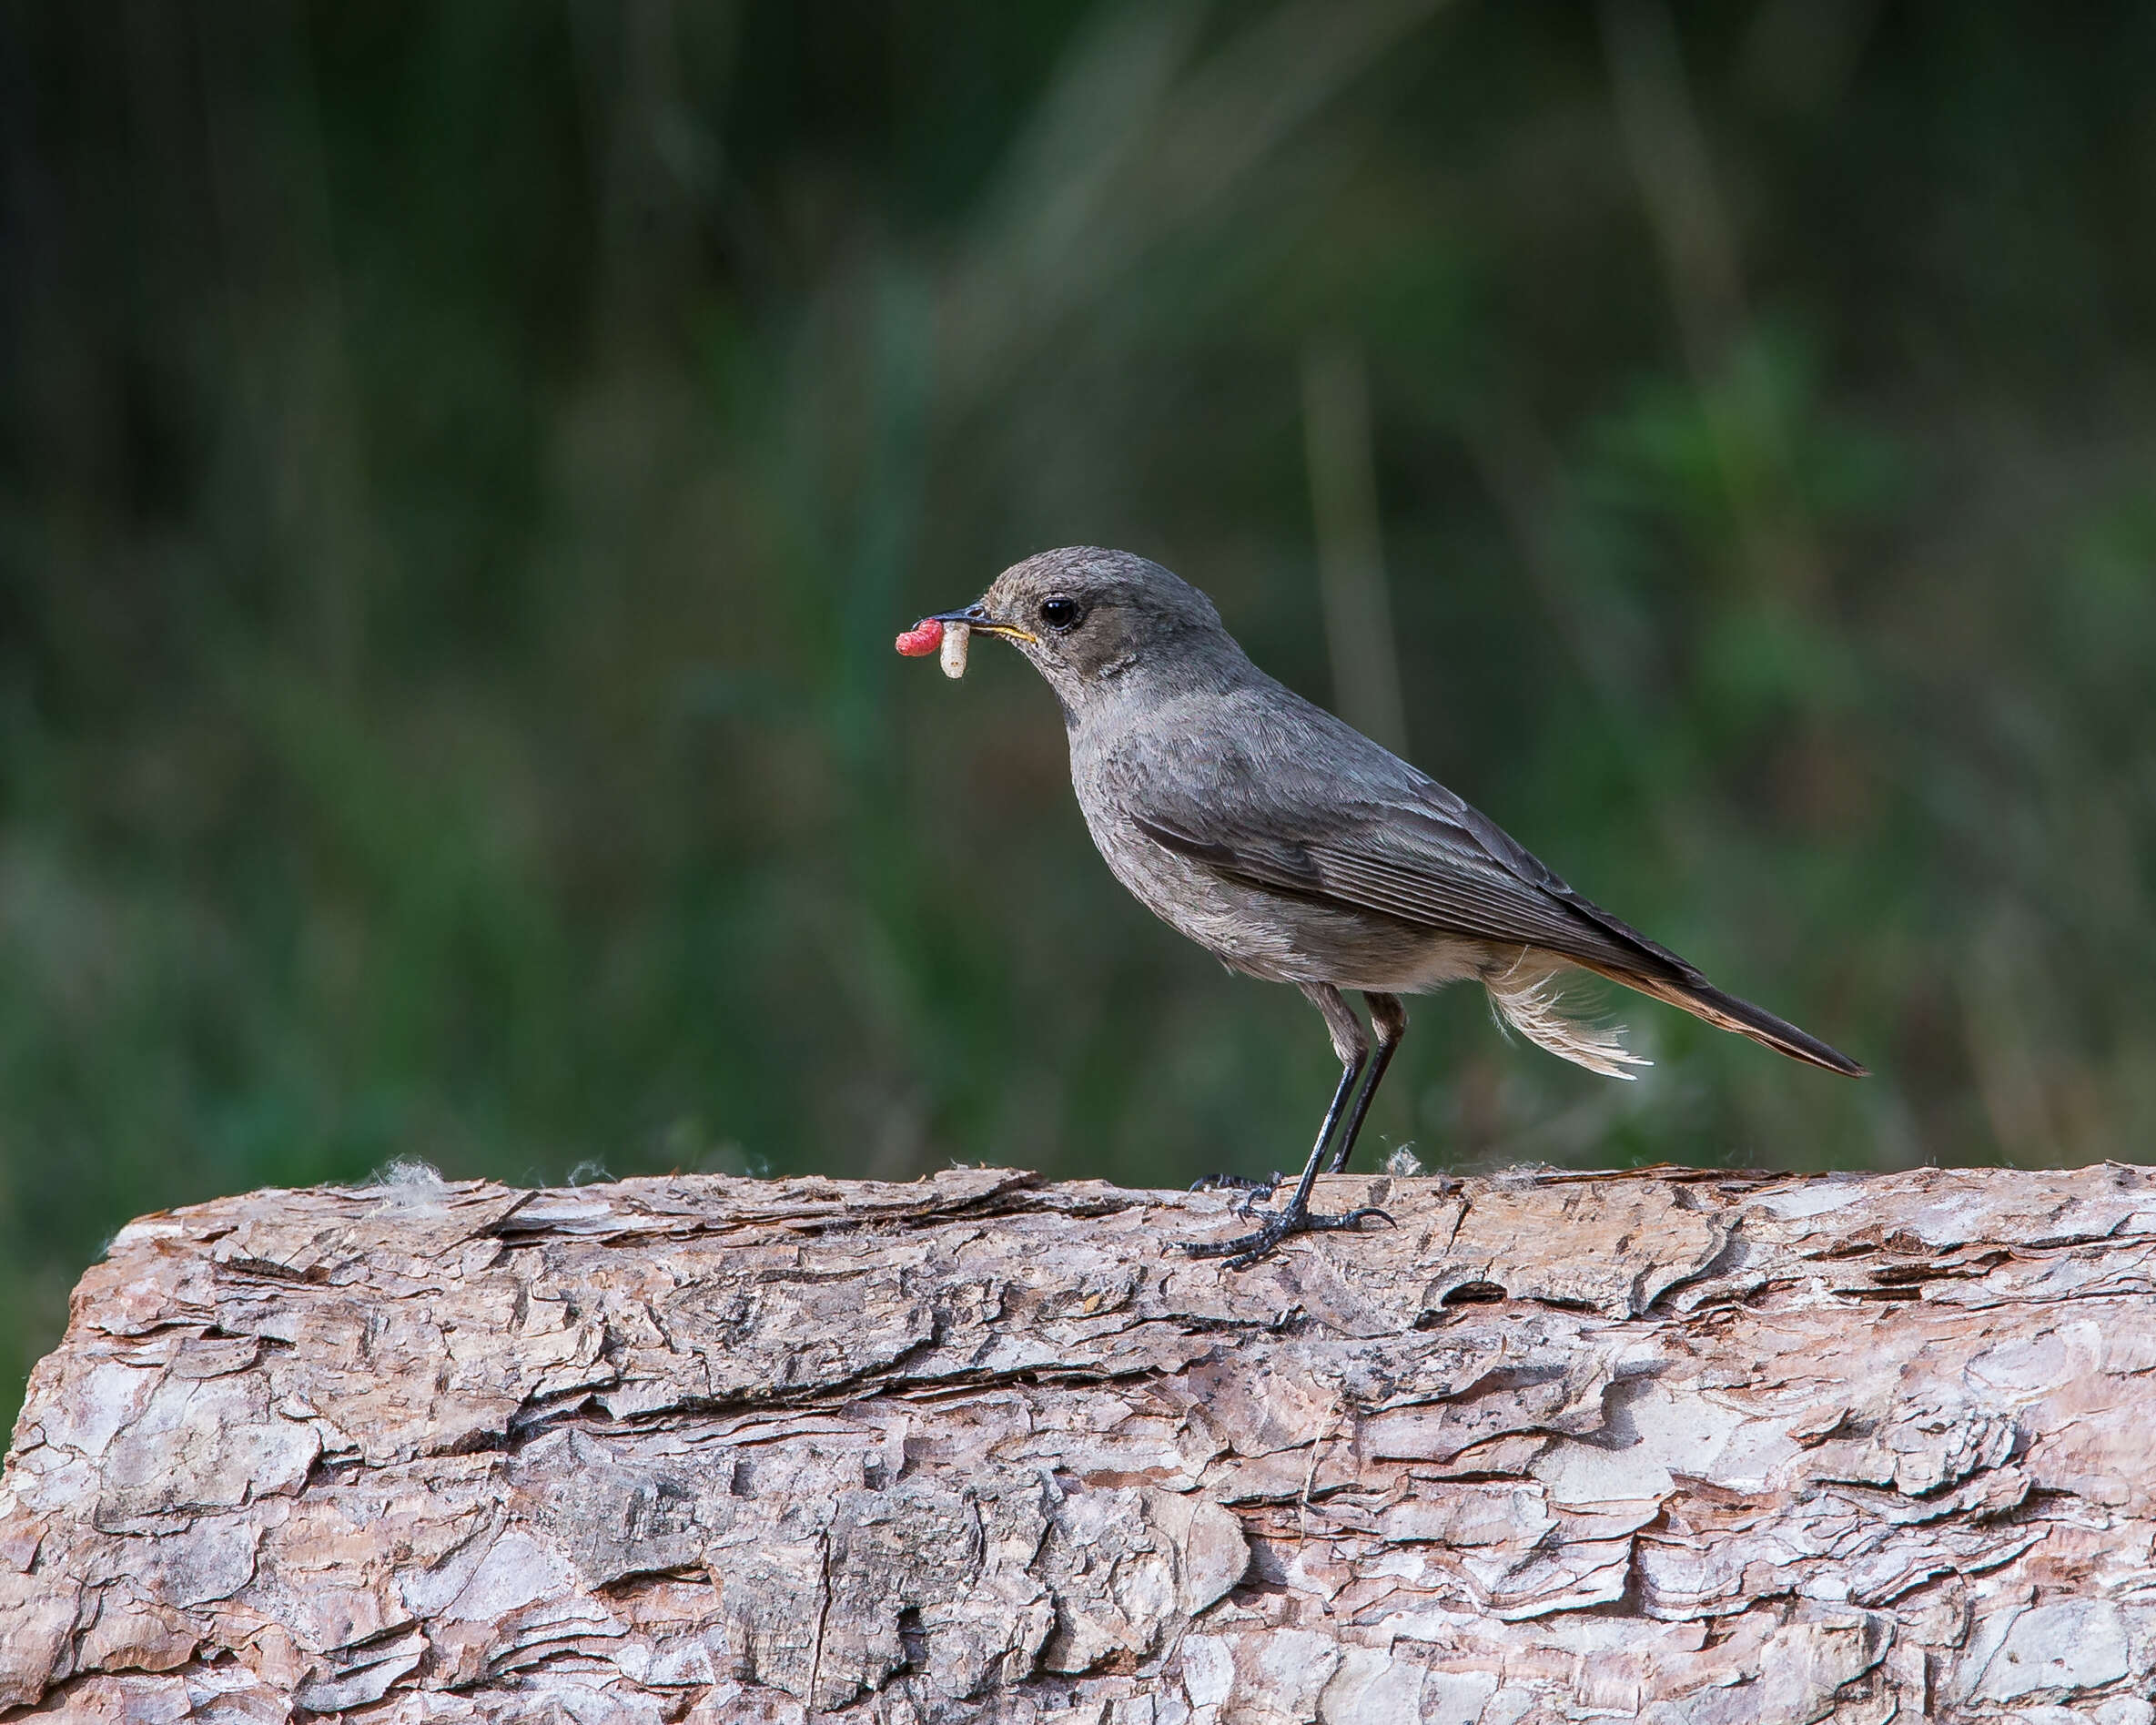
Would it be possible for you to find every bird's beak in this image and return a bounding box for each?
[930,602,1039,646]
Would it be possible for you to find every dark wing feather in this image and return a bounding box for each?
[1130,806,1655,976]
[1106,684,1671,976]
[1102,683,1865,1076]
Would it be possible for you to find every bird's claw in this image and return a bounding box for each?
[1189,1172,1283,1213]
[1189,1172,1279,1193]
[1180,1202,1395,1269]
[1308,1204,1395,1233]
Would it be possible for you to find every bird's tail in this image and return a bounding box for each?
[1584,960,1869,1077]
[1483,951,1868,1080]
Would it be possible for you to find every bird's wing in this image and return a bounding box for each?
[1104,687,1697,984]
[1096,682,1866,1076]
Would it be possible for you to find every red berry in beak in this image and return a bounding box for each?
[895,618,944,656]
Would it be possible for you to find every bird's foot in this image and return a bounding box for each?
[1189,1171,1284,1215]
[1181,1195,1394,1269]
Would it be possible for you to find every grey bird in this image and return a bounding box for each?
[921,547,1866,1264]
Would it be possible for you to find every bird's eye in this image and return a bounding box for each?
[1039,596,1081,630]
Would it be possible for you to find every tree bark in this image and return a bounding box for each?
[5,1161,2155,1723]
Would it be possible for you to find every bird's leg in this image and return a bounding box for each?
[1183,983,1394,1266]
[1182,1064,1359,1263]
[1323,992,1407,1174]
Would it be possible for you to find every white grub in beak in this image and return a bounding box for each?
[940,621,971,679]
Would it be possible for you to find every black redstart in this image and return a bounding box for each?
[909,547,1864,1265]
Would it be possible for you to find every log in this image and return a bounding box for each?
[5,1161,2156,1723]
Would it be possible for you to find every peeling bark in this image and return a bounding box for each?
[5,1162,2156,1722]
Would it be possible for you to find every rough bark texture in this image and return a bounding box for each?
[5,1162,2156,1723]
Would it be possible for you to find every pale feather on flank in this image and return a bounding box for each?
[1484,956,1651,1081]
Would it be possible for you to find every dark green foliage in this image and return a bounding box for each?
[4,2,2152,1427]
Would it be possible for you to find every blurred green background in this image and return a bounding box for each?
[5,0,2154,1426]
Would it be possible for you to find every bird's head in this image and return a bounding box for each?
[927,546,1240,717]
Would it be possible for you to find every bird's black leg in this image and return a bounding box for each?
[1183,983,1395,1266]
[1323,992,1407,1174]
